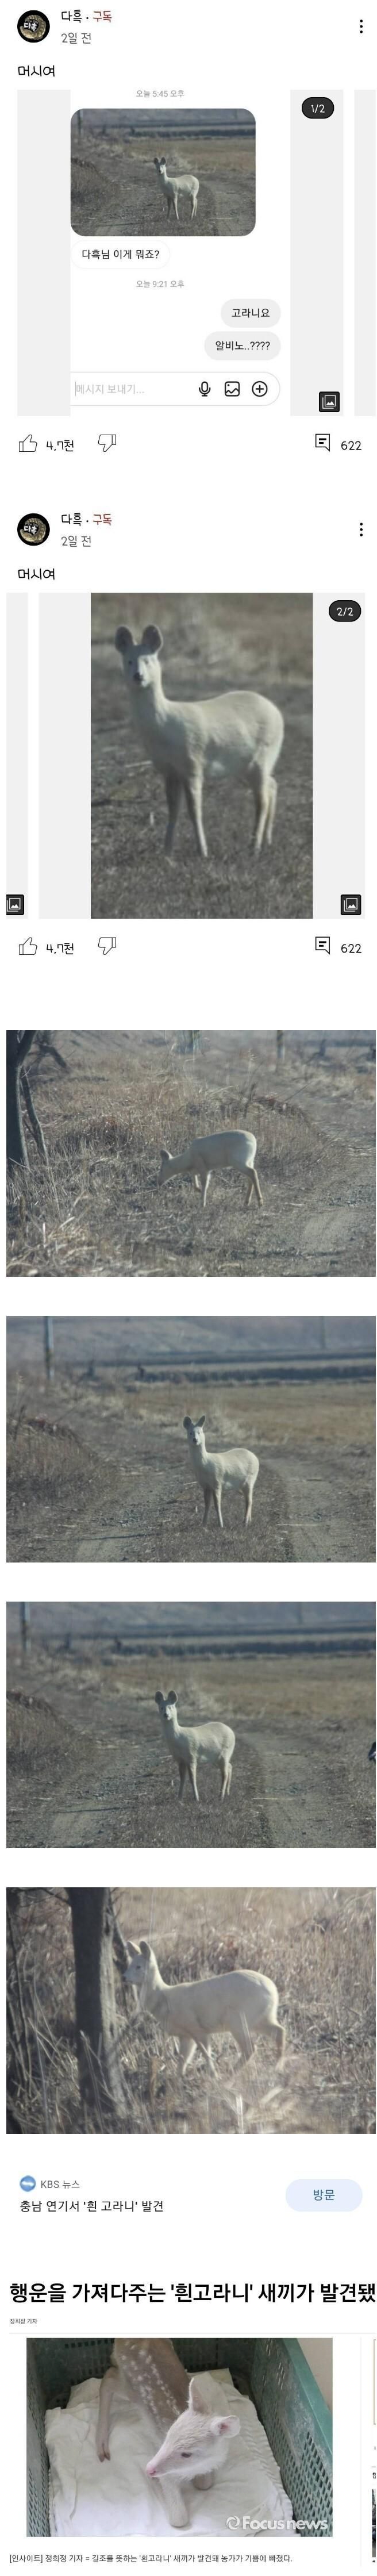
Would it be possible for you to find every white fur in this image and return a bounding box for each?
[158,1128,262,1212]
[115,623,283,861]
[123,1940,286,2077]
[155,1687,235,1802]
[154,156,199,222]
[183,1411,259,1531]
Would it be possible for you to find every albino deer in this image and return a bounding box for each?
[97,2335,238,2527]
[158,1127,263,1212]
[123,1938,286,2075]
[153,155,199,222]
[115,624,283,860]
[183,1412,259,1530]
[146,2378,240,2518]
[155,1687,235,1802]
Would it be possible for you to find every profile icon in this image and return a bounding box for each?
[17,11,50,40]
[17,511,50,546]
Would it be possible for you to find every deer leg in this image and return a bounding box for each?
[178,2036,198,2073]
[244,1482,254,1527]
[184,770,207,859]
[178,1760,187,1801]
[201,1168,211,1209]
[220,1758,227,1802]
[213,1484,224,1530]
[267,776,278,844]
[226,1763,232,1795]
[252,1164,263,1208]
[275,2021,286,2065]
[188,1759,199,1803]
[164,772,182,856]
[253,765,270,853]
[97,2364,118,2462]
[203,1487,212,1525]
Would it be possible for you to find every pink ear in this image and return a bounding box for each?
[216,2416,234,2435]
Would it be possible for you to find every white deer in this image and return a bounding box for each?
[155,1687,235,1802]
[96,2336,238,2528]
[146,2380,240,2518]
[153,155,199,222]
[123,1938,286,2074]
[158,1127,263,1212]
[114,624,284,860]
[183,1412,259,1530]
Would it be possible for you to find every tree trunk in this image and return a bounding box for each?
[68,1889,126,2130]
[6,1032,35,1168]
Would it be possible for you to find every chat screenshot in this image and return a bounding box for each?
[2,3,377,2573]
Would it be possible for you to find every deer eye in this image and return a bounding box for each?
[180,2451,191,2459]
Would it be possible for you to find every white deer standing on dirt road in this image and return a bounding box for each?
[158,1127,263,1212]
[114,624,284,861]
[155,1687,235,1802]
[123,1939,286,2074]
[183,1412,259,1531]
[153,155,199,222]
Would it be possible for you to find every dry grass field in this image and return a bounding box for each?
[6,1031,375,1280]
[6,1606,375,1849]
[71,117,256,237]
[91,595,313,919]
[7,1886,375,2136]
[6,1318,375,1566]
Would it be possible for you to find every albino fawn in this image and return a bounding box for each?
[155,1687,235,1802]
[115,623,283,860]
[183,1412,259,1530]
[123,1938,286,2075]
[158,1127,263,1212]
[153,156,199,222]
[146,2378,240,2520]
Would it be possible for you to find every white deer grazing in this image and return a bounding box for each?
[123,1939,286,2075]
[114,624,284,861]
[158,1128,263,1213]
[153,155,199,223]
[155,1687,235,1802]
[146,2379,240,2519]
[183,1412,259,1531]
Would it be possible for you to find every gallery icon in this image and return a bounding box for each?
[318,390,340,412]
[340,893,361,916]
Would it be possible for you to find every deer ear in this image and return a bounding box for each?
[198,1414,206,1429]
[140,1938,152,1958]
[126,1940,140,1960]
[141,623,163,655]
[166,1691,177,1710]
[183,1415,192,1431]
[216,2416,239,2439]
[115,625,134,653]
[155,1691,164,1709]
[160,1147,171,1165]
[188,2380,207,2414]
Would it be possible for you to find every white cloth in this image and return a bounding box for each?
[45,2364,294,2538]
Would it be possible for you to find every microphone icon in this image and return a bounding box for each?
[199,379,211,397]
